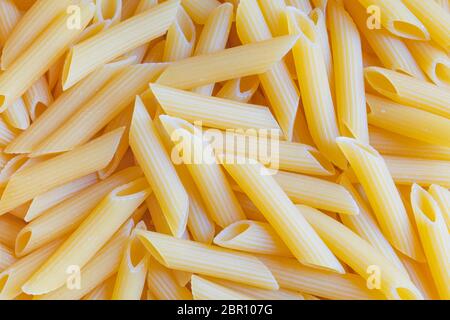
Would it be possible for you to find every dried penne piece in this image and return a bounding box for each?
[365,66,450,119]
[156,35,299,89]
[181,0,220,24]
[0,128,124,215]
[191,275,253,300]
[410,185,450,299]
[94,0,122,25]
[23,179,150,295]
[137,230,279,290]
[428,184,450,232]
[163,6,196,62]
[0,242,15,271]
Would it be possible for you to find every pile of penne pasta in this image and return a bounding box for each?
[0,0,448,301]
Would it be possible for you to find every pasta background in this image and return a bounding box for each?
[0,0,447,301]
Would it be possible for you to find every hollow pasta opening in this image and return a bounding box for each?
[365,69,398,95]
[215,222,251,243]
[395,287,420,300]
[392,21,428,40]
[15,230,32,256]
[435,62,450,85]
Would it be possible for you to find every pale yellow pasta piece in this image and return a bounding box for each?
[111,221,148,300]
[181,0,220,24]
[0,238,64,300]
[336,137,425,262]
[237,0,300,140]
[23,179,150,295]
[0,214,25,247]
[214,220,292,257]
[137,230,279,290]
[35,220,134,300]
[0,116,17,147]
[0,128,124,215]
[23,77,53,121]
[159,116,245,227]
[367,94,450,148]
[309,8,333,82]
[192,3,233,96]
[356,0,429,40]
[205,277,305,300]
[428,184,450,232]
[220,155,344,273]
[152,84,281,132]
[273,170,359,215]
[406,40,450,87]
[94,0,122,24]
[15,167,142,257]
[257,0,286,36]
[24,173,98,222]
[62,0,179,89]
[4,56,133,154]
[400,255,440,300]
[216,76,260,103]
[130,99,188,237]
[382,156,450,188]
[286,8,347,169]
[300,205,423,300]
[191,275,254,300]
[286,0,313,13]
[365,66,450,118]
[156,35,299,89]
[32,63,165,156]
[338,174,408,275]
[369,126,450,161]
[260,256,385,300]
[344,0,425,79]
[410,185,450,299]
[0,242,15,271]
[163,6,196,62]
[83,275,116,300]
[146,256,193,300]
[1,0,79,69]
[3,98,30,130]
[328,1,368,143]
[402,0,450,51]
[0,2,95,112]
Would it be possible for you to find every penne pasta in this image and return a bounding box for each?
[22,179,150,295]
[23,77,53,121]
[366,94,450,148]
[94,0,122,25]
[383,156,450,188]
[24,173,98,222]
[309,8,333,82]
[328,1,368,143]
[0,242,15,271]
[214,220,292,257]
[355,0,429,40]
[0,238,64,300]
[146,256,193,300]
[428,184,450,232]
[62,0,179,89]
[286,0,313,13]
[400,254,440,300]
[410,185,450,299]
[237,0,300,140]
[369,126,450,161]
[83,275,116,300]
[0,128,124,216]
[260,256,385,300]
[0,1,95,112]
[402,0,450,52]
[273,170,359,215]
[159,116,245,227]
[216,76,260,103]
[3,98,30,130]
[344,0,425,79]
[111,221,148,300]
[32,63,165,156]
[181,0,220,24]
[35,219,134,300]
[137,230,279,290]
[338,174,408,275]
[257,0,286,36]
[365,66,450,119]
[287,8,347,169]
[220,155,344,273]
[130,99,189,237]
[0,214,25,247]
[300,205,423,300]
[336,137,424,262]
[406,40,450,87]
[191,275,253,300]
[15,167,142,257]
[0,116,17,147]
[163,6,196,62]
[153,84,281,132]
[192,3,233,96]
[4,56,133,154]
[156,35,299,89]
